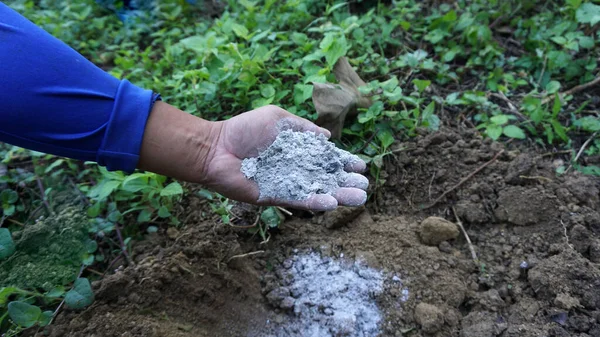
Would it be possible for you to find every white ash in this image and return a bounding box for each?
[241,130,361,201]
[261,252,384,337]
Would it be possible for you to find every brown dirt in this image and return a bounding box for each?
[33,125,600,337]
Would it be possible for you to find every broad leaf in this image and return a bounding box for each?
[486,124,503,140]
[8,301,41,328]
[160,182,183,197]
[260,207,282,228]
[0,228,15,260]
[64,278,94,309]
[503,125,526,139]
[576,3,600,26]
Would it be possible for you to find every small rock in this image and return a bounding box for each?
[166,227,179,240]
[439,241,452,253]
[355,250,380,268]
[280,296,295,310]
[590,240,600,263]
[266,287,290,307]
[414,303,444,333]
[554,293,581,310]
[419,217,460,246]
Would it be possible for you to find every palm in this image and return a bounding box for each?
[202,105,368,211]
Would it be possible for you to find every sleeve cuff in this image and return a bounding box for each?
[97,79,160,172]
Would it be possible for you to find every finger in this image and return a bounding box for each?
[268,194,338,212]
[344,157,367,173]
[333,188,368,207]
[340,173,369,190]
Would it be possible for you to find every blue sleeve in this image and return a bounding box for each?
[0,2,160,172]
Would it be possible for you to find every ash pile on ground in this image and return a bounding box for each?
[258,251,386,337]
[241,130,360,200]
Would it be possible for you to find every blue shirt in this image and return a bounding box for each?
[0,2,159,172]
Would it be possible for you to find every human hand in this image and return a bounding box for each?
[199,105,368,211]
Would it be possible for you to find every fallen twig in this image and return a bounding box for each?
[519,175,553,183]
[36,176,51,213]
[565,131,598,173]
[227,250,265,263]
[115,223,133,266]
[277,206,293,216]
[422,150,504,209]
[541,75,600,105]
[6,219,25,227]
[560,220,574,250]
[228,212,260,229]
[452,207,478,266]
[489,92,527,120]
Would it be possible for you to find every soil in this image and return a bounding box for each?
[31,125,600,337]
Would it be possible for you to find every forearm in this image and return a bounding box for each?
[137,102,222,184]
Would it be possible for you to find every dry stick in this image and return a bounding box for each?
[103,252,124,276]
[227,250,265,263]
[68,177,90,206]
[115,223,133,266]
[565,131,598,173]
[422,150,504,210]
[560,220,574,250]
[541,75,600,105]
[6,219,25,227]
[452,207,479,266]
[489,92,527,120]
[36,176,51,213]
[277,206,293,216]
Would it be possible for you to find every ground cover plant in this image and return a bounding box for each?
[1,0,599,335]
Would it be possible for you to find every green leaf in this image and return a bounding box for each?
[121,174,150,193]
[96,180,121,201]
[545,81,561,94]
[576,3,600,26]
[383,87,403,103]
[8,301,42,328]
[64,278,94,309]
[232,23,249,39]
[160,182,183,197]
[490,115,509,126]
[260,84,276,98]
[503,125,526,139]
[0,228,15,260]
[577,116,600,132]
[486,124,503,140]
[3,204,15,216]
[412,79,431,94]
[0,189,18,204]
[552,95,562,117]
[158,206,171,218]
[319,33,348,67]
[260,207,282,228]
[0,287,18,305]
[197,189,214,200]
[85,240,98,254]
[381,77,399,91]
[377,130,395,149]
[550,120,569,142]
[38,311,53,327]
[46,287,65,298]
[578,36,595,49]
[137,209,152,223]
[294,84,313,105]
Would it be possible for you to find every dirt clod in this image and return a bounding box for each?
[414,302,445,333]
[419,217,460,246]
